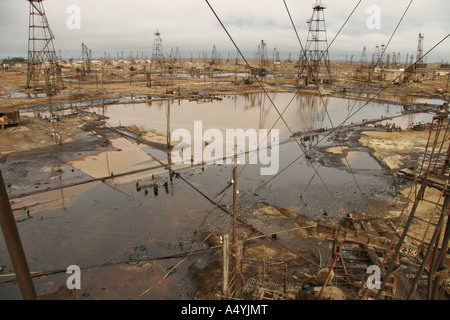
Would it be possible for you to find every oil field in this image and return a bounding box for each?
[0,0,450,302]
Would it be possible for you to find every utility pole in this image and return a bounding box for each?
[0,170,37,300]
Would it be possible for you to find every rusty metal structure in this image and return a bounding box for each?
[317,105,450,300]
[151,29,165,67]
[81,42,91,74]
[26,0,63,94]
[214,103,450,300]
[257,40,267,69]
[298,0,332,85]
[415,33,426,81]
[374,106,450,300]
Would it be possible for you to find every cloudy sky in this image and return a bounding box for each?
[1,0,449,62]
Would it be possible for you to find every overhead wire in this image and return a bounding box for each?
[134,0,368,297]
[283,0,366,199]
[237,33,450,209]
[342,0,414,123]
[205,0,350,214]
[133,1,449,298]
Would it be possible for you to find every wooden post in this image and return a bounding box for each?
[166,99,171,149]
[0,169,37,300]
[222,234,229,298]
[233,240,244,290]
[232,166,238,244]
[284,263,288,293]
[261,258,265,282]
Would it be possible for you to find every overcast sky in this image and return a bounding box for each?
[1,0,449,62]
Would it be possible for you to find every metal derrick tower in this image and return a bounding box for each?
[81,43,91,74]
[415,33,425,80]
[298,0,332,85]
[26,0,63,94]
[211,45,218,65]
[151,29,165,67]
[257,40,267,69]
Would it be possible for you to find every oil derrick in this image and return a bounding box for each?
[273,47,280,67]
[415,33,425,81]
[359,47,367,67]
[81,43,91,74]
[26,0,63,94]
[371,45,379,67]
[151,29,164,67]
[257,40,267,69]
[168,47,181,68]
[298,0,332,85]
[211,45,218,65]
[380,44,386,67]
[372,107,450,300]
[254,40,268,78]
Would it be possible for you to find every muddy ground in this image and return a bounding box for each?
[0,60,449,300]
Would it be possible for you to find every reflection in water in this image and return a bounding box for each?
[295,94,327,133]
[103,93,433,141]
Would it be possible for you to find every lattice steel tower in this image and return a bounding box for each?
[415,33,425,80]
[81,43,91,74]
[26,0,63,94]
[257,40,267,69]
[298,0,332,84]
[151,29,165,66]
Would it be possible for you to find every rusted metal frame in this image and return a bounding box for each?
[422,119,442,178]
[317,240,341,300]
[406,194,450,299]
[430,214,450,299]
[442,143,450,175]
[317,222,394,251]
[375,182,427,299]
[417,118,439,179]
[431,119,450,172]
[350,215,381,266]
[427,223,443,299]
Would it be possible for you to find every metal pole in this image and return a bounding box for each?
[0,169,37,300]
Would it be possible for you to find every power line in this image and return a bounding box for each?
[283,0,366,199]
[205,0,347,212]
